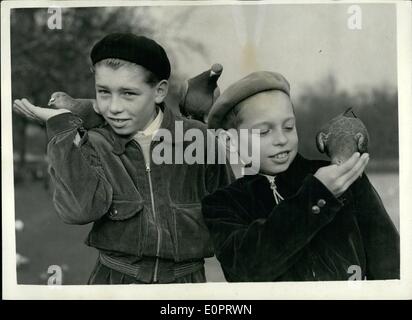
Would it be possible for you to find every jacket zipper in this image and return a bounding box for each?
[133,140,161,283]
[146,164,161,283]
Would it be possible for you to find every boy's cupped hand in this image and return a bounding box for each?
[13,98,71,123]
[314,152,369,198]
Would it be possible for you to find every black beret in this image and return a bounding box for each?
[90,33,171,80]
[207,71,290,129]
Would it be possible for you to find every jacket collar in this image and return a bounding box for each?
[95,103,184,155]
[242,153,312,198]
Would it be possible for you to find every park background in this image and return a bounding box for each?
[10,2,399,284]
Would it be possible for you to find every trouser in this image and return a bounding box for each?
[87,254,207,284]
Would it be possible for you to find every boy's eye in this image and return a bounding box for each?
[284,122,295,130]
[258,129,271,135]
[124,92,137,96]
[97,89,110,95]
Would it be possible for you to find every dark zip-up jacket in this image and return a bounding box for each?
[46,104,233,264]
[202,154,399,281]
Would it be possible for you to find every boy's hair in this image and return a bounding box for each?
[91,58,160,87]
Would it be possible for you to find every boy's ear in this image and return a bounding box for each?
[154,80,169,104]
[316,132,328,153]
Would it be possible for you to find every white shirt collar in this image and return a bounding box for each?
[134,108,164,138]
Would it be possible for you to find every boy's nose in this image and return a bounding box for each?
[272,130,288,146]
[108,96,124,113]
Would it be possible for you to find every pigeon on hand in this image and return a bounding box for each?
[316,107,369,165]
[48,92,105,129]
[179,63,223,123]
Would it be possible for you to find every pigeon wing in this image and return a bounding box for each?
[73,99,105,129]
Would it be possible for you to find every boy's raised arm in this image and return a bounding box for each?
[202,175,343,281]
[13,99,113,225]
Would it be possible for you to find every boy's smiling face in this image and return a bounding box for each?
[94,63,167,136]
[235,90,298,175]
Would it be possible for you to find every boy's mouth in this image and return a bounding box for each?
[108,117,129,127]
[269,151,290,163]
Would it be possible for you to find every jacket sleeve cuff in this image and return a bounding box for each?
[46,112,83,141]
[298,174,343,218]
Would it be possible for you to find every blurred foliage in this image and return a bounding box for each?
[295,74,398,169]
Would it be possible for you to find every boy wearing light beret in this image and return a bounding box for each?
[13,33,233,284]
[202,71,399,281]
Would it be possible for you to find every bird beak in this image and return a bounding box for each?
[48,98,55,106]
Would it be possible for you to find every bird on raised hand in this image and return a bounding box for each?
[316,107,369,165]
[48,92,105,129]
[179,63,223,123]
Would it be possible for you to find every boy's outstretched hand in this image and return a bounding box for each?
[314,152,369,198]
[13,98,70,123]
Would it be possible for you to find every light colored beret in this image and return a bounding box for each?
[207,71,290,129]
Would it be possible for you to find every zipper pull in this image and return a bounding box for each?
[268,176,284,205]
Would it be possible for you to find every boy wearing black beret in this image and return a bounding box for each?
[14,33,233,284]
[202,71,400,281]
